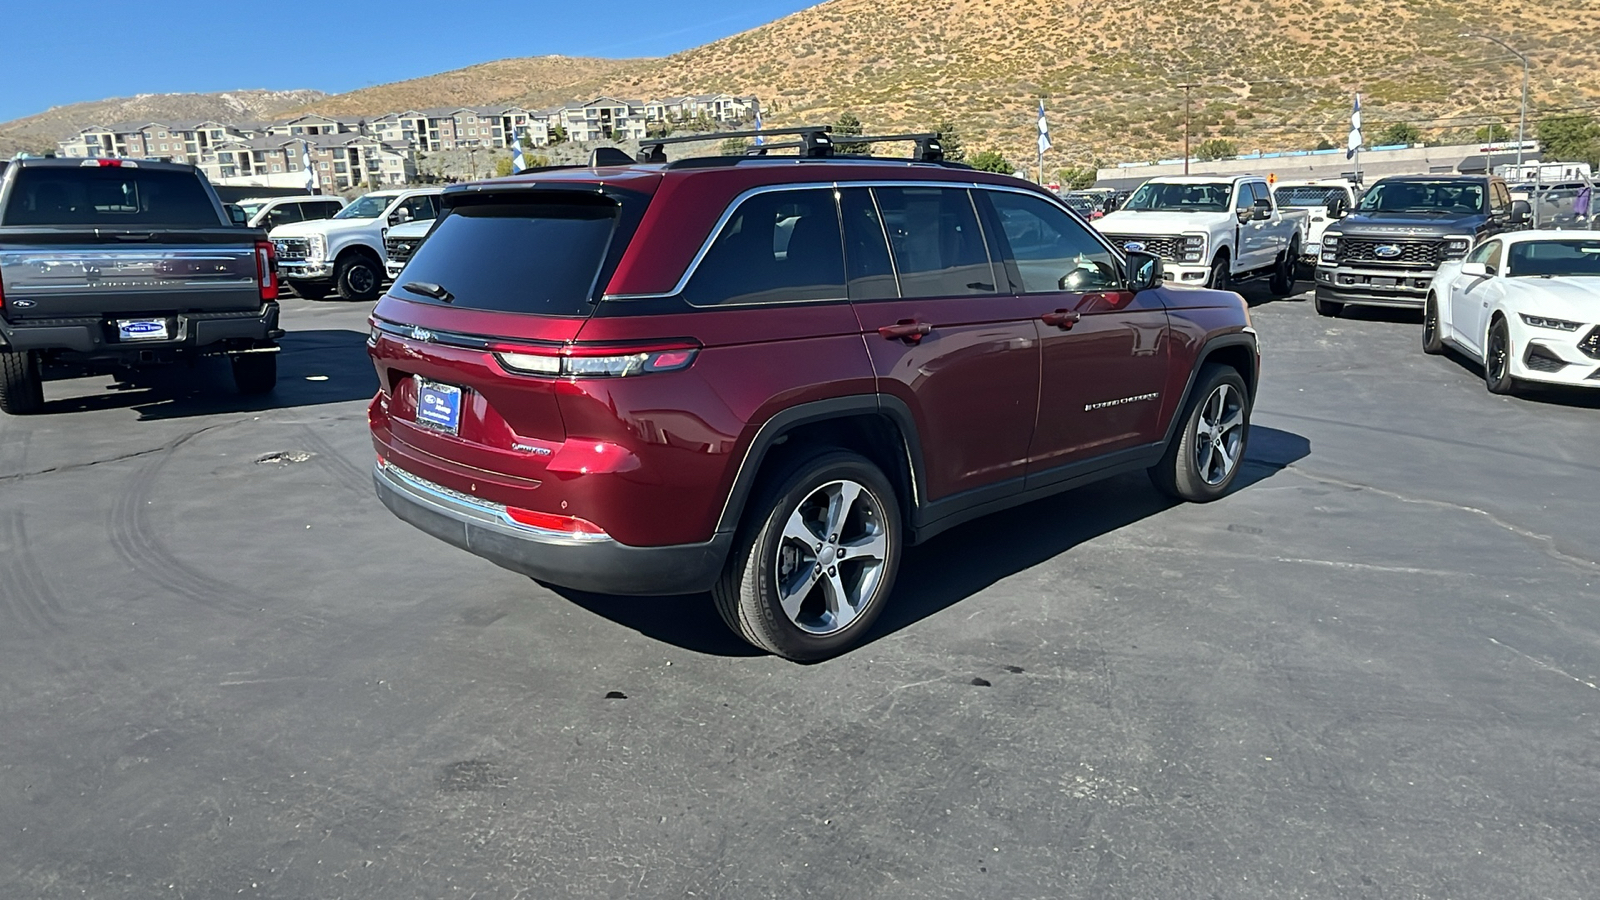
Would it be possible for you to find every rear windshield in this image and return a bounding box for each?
[3,166,219,227]
[393,195,624,316]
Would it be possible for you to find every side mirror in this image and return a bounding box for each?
[226,204,248,226]
[1236,208,1253,225]
[1510,199,1531,225]
[1253,197,1273,220]
[1460,261,1490,278]
[1326,196,1349,219]
[1125,250,1164,292]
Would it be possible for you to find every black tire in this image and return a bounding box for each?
[0,349,44,415]
[1483,317,1518,395]
[335,255,381,301]
[1149,363,1252,503]
[1422,295,1446,355]
[292,280,333,301]
[1208,254,1231,291]
[1314,293,1343,317]
[231,353,277,396]
[1269,240,1299,297]
[713,450,902,661]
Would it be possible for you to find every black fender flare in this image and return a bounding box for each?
[1158,331,1260,450]
[713,394,926,535]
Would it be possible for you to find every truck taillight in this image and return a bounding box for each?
[255,240,279,301]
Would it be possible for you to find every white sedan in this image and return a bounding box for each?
[1423,230,1600,394]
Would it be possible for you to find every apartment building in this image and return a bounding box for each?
[197,135,416,190]
[659,94,760,124]
[265,114,364,137]
[551,98,651,144]
[59,120,254,162]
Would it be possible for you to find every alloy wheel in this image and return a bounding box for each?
[1487,327,1508,382]
[1192,383,1245,486]
[773,479,890,635]
[348,264,376,295]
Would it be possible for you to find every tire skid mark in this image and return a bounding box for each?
[107,432,324,634]
[296,423,371,497]
[0,509,65,634]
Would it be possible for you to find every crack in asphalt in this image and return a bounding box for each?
[0,423,230,486]
[1280,464,1600,573]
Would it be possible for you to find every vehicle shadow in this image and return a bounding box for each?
[1332,305,1423,325]
[1237,278,1311,308]
[1434,347,1600,409]
[556,425,1311,660]
[35,329,378,420]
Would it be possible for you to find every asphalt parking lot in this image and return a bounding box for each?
[3,284,1598,899]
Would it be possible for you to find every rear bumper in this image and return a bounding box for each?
[0,303,281,355]
[1313,264,1433,308]
[373,460,731,596]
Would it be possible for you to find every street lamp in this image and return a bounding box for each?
[1461,32,1530,169]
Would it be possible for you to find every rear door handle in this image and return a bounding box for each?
[878,319,932,343]
[1040,310,1082,329]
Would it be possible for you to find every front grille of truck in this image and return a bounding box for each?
[274,238,310,261]
[1337,238,1442,266]
[1101,234,1183,261]
[1579,326,1600,360]
[385,237,420,264]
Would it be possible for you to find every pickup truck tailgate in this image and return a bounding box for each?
[0,229,264,320]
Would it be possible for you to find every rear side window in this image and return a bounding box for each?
[394,197,621,316]
[682,188,846,307]
[839,188,898,301]
[3,166,219,227]
[872,187,996,297]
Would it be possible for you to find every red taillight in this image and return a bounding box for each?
[503,506,607,536]
[490,340,700,378]
[254,240,279,301]
[80,158,134,168]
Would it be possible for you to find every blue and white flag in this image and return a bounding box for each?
[511,126,526,172]
[302,141,317,192]
[1346,94,1362,160]
[1037,100,1052,155]
[754,109,764,147]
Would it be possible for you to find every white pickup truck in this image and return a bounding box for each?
[382,217,434,281]
[269,188,442,300]
[1272,180,1360,273]
[1095,175,1306,294]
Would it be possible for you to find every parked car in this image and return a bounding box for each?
[1272,180,1359,272]
[1062,192,1104,220]
[0,158,282,414]
[1095,175,1305,294]
[269,187,442,300]
[1422,230,1600,394]
[365,130,1260,660]
[383,217,433,281]
[235,195,346,231]
[1314,174,1531,317]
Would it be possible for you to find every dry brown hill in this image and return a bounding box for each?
[0,89,324,157]
[295,56,655,117]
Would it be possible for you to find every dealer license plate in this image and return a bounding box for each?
[415,378,463,434]
[1369,277,1399,288]
[117,318,169,341]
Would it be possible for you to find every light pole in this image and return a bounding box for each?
[1178,82,1195,175]
[1461,32,1530,169]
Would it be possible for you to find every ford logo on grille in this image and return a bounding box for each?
[1123,241,1146,252]
[1374,244,1403,259]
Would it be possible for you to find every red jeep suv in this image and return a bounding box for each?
[367,129,1259,660]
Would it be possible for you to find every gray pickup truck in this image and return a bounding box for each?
[0,157,283,414]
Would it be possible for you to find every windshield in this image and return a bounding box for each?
[1124,182,1232,212]
[1358,181,1484,214]
[1274,186,1344,207]
[1507,238,1600,278]
[335,195,394,219]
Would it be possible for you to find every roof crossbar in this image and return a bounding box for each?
[637,125,833,163]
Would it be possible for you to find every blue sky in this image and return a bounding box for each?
[0,0,820,122]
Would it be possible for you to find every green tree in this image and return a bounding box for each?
[934,120,965,162]
[646,120,674,139]
[720,137,752,156]
[1376,122,1423,146]
[1057,165,1097,190]
[519,132,534,151]
[549,124,568,145]
[1537,114,1600,167]
[968,150,1014,174]
[1475,123,1511,142]
[1314,138,1336,151]
[1195,138,1237,161]
[833,111,869,155]
[493,156,515,178]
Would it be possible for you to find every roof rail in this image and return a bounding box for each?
[638,127,947,165]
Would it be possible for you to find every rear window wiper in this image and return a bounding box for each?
[403,281,454,303]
